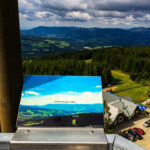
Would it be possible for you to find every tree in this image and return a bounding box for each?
[103,100,113,133]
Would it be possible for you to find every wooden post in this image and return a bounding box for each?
[0,0,23,132]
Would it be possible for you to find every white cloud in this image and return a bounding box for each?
[125,15,134,22]
[42,0,87,11]
[96,85,101,88]
[34,0,41,4]
[93,10,126,18]
[25,91,39,95]
[18,0,150,28]
[19,0,36,11]
[35,11,53,19]
[67,91,76,94]
[56,21,60,24]
[144,14,150,20]
[19,13,28,19]
[20,91,103,105]
[66,11,91,21]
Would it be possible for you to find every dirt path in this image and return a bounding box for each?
[103,86,118,91]
[111,70,129,77]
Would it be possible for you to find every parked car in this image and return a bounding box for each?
[128,129,143,140]
[121,132,135,141]
[143,120,150,127]
[133,128,145,135]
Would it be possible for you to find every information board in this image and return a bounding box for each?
[17,75,104,127]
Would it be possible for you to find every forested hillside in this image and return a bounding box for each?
[23,46,150,86]
[92,46,150,83]
[23,59,113,87]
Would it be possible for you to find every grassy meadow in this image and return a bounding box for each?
[108,70,150,104]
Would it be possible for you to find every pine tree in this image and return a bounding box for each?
[103,100,113,133]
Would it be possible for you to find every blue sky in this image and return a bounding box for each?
[21,76,103,105]
[23,75,102,95]
[19,0,150,29]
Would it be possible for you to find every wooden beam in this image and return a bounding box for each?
[0,0,23,132]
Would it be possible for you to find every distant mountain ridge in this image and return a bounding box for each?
[20,103,103,114]
[21,26,150,46]
[127,27,150,32]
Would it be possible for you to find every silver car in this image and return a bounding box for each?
[143,120,150,127]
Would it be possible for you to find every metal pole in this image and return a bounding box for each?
[0,0,23,132]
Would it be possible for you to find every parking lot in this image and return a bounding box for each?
[114,114,150,150]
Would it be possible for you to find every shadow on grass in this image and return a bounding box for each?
[114,85,142,93]
[103,78,122,87]
[113,78,122,85]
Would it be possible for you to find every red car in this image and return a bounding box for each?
[133,128,145,135]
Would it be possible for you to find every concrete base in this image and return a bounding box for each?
[11,127,107,150]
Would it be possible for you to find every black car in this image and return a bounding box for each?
[121,132,135,141]
[128,129,143,140]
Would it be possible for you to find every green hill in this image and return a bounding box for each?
[21,35,83,58]
[111,70,150,102]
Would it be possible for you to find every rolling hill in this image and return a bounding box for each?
[21,26,150,46]
[21,26,150,58]
[21,35,83,58]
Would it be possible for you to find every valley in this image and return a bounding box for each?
[21,26,150,58]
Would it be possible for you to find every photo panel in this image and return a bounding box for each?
[17,75,104,127]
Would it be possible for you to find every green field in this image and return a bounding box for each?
[111,70,150,103]
[85,59,92,63]
[21,35,74,58]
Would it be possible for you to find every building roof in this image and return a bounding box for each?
[103,91,120,103]
[103,91,138,119]
[121,99,137,117]
[111,99,137,118]
[108,104,123,123]
[123,95,133,102]
[106,134,146,150]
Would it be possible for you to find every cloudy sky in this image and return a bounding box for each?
[20,75,102,105]
[18,0,150,29]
